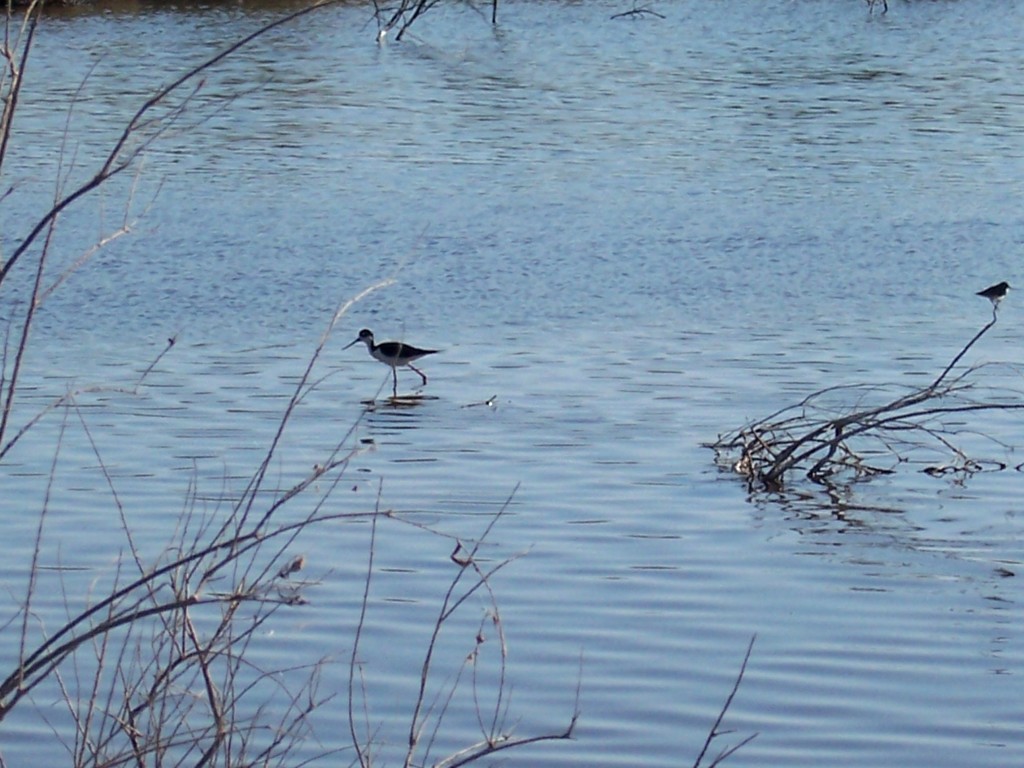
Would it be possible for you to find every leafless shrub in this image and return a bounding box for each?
[0,276,386,763]
[347,489,579,768]
[0,3,577,765]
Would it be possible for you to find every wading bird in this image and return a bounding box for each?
[344,328,438,397]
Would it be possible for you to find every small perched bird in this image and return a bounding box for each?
[344,328,438,397]
[977,281,1011,311]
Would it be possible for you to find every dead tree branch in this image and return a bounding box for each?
[708,312,1024,491]
[372,0,500,42]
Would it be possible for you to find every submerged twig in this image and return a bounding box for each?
[611,2,666,20]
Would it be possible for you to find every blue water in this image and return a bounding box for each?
[2,0,1023,765]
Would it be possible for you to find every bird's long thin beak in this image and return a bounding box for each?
[343,338,359,350]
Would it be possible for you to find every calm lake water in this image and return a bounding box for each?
[2,0,1024,765]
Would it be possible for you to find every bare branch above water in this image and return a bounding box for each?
[707,311,1024,493]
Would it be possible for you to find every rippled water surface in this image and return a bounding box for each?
[2,0,1024,765]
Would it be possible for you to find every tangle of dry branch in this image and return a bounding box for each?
[707,312,1024,492]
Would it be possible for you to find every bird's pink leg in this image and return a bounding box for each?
[408,363,428,386]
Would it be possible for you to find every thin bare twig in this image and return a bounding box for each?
[693,635,757,768]
[348,481,383,768]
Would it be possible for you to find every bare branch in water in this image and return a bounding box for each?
[372,0,501,42]
[693,635,758,768]
[708,311,1024,492]
[611,2,667,21]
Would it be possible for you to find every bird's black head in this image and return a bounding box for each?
[344,328,376,350]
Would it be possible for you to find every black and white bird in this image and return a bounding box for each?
[344,328,438,397]
[976,281,1011,311]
